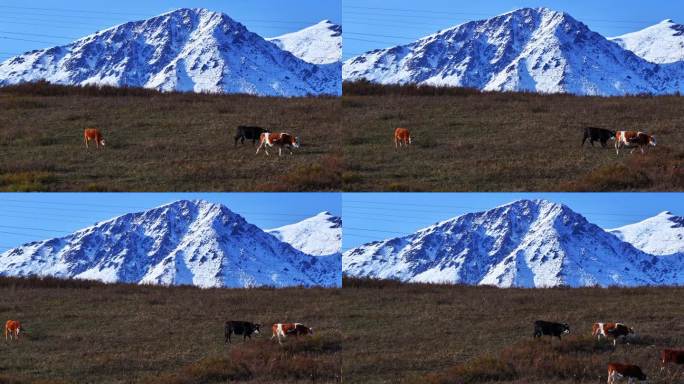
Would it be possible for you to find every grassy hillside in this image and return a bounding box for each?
[0,277,341,383]
[342,277,684,384]
[342,81,684,191]
[0,83,341,192]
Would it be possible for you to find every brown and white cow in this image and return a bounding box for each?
[271,323,313,344]
[256,132,300,156]
[592,322,634,346]
[4,320,21,341]
[661,349,684,368]
[83,128,106,149]
[615,131,656,155]
[394,127,412,149]
[607,363,647,384]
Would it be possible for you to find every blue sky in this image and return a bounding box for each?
[0,193,341,252]
[343,0,684,59]
[0,0,340,62]
[342,193,684,251]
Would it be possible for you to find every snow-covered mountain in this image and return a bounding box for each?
[0,200,341,288]
[267,211,342,256]
[343,7,684,96]
[609,211,684,256]
[343,199,684,287]
[0,8,341,96]
[611,20,684,64]
[268,20,342,64]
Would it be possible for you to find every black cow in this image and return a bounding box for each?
[582,127,615,148]
[533,320,570,340]
[224,321,261,344]
[235,126,270,146]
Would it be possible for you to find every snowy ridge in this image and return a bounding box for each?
[0,8,341,96]
[268,20,342,64]
[343,199,684,287]
[611,20,684,64]
[609,211,684,256]
[343,7,684,96]
[267,211,342,256]
[0,200,341,288]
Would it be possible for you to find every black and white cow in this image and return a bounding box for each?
[224,321,261,344]
[533,320,570,340]
[234,126,270,146]
[582,127,615,148]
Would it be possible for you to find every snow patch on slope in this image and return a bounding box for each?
[267,211,342,256]
[611,20,684,64]
[268,20,342,64]
[609,211,684,256]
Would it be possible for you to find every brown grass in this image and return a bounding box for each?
[0,82,341,191]
[0,276,341,383]
[342,81,684,191]
[341,277,684,384]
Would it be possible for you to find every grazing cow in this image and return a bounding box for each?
[224,321,261,344]
[607,363,647,384]
[234,125,269,146]
[271,323,313,344]
[592,322,634,346]
[255,132,300,156]
[394,127,412,149]
[615,131,656,155]
[661,349,684,367]
[533,320,570,340]
[4,320,21,341]
[582,127,615,148]
[83,128,105,149]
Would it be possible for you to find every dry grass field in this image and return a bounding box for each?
[342,277,684,384]
[0,83,341,192]
[0,277,341,384]
[342,81,684,192]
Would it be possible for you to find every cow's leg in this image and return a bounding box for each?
[278,147,282,157]
[615,142,620,155]
[85,138,89,149]
[256,140,264,155]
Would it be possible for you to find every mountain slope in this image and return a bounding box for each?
[609,211,684,256]
[0,200,341,288]
[611,20,684,64]
[267,211,342,256]
[267,20,342,64]
[343,7,684,96]
[0,8,340,96]
[343,199,684,287]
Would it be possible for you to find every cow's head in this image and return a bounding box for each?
[649,135,656,146]
[307,327,314,335]
[254,324,261,334]
[100,139,106,147]
[292,137,300,149]
[562,324,570,334]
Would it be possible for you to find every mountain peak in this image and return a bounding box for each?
[267,20,342,64]
[0,200,340,287]
[267,212,342,256]
[0,8,340,96]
